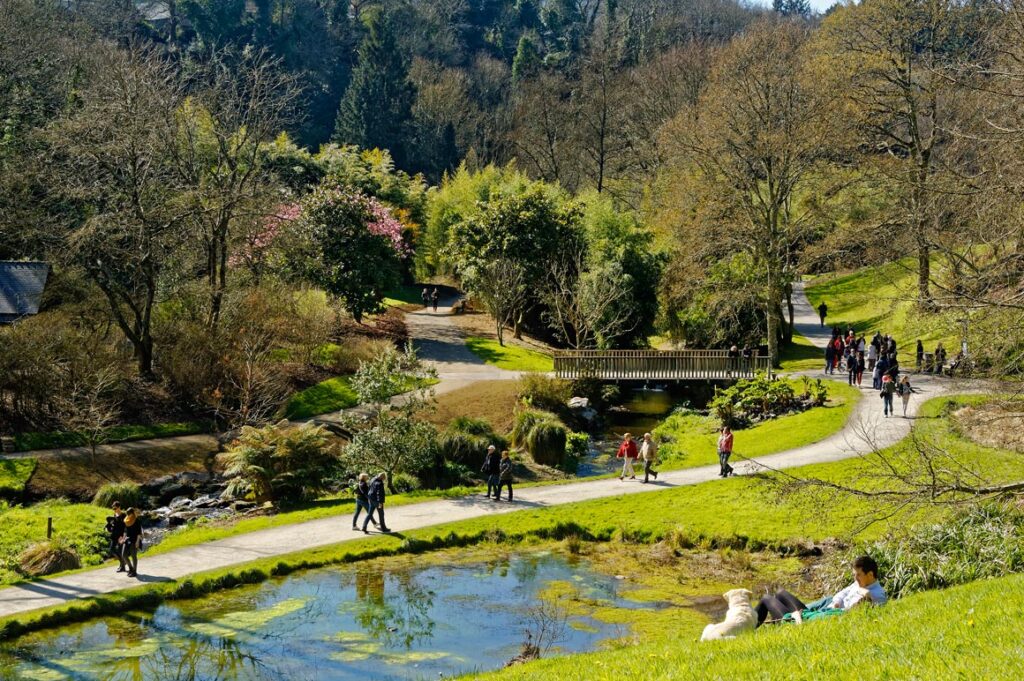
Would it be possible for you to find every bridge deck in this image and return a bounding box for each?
[553,350,772,381]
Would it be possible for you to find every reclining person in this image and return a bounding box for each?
[755,555,887,627]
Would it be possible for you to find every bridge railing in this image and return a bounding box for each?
[552,350,773,380]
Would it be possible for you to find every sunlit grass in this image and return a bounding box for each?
[465,337,554,372]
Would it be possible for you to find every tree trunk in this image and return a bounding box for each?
[785,285,794,345]
[138,335,154,379]
[386,471,396,496]
[496,317,505,346]
[918,239,931,308]
[766,285,780,369]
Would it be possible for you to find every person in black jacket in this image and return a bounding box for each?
[352,473,377,531]
[363,473,391,533]
[498,450,514,502]
[121,508,143,578]
[481,445,501,500]
[105,502,127,573]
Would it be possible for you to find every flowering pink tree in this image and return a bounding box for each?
[232,203,301,281]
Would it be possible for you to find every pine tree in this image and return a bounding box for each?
[333,11,415,167]
[512,33,542,83]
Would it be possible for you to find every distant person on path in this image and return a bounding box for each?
[352,473,377,531]
[421,287,430,308]
[431,287,439,312]
[898,375,914,417]
[120,508,143,578]
[640,433,659,483]
[481,445,501,500]
[105,502,127,573]
[935,343,947,374]
[867,340,878,372]
[874,354,889,390]
[717,426,734,478]
[617,433,638,480]
[824,342,835,375]
[741,344,753,373]
[728,345,740,377]
[915,340,924,373]
[818,301,828,327]
[755,556,887,627]
[880,374,896,418]
[847,352,860,387]
[363,473,391,533]
[498,450,514,501]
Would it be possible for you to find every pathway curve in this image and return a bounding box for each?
[792,280,833,350]
[0,369,963,619]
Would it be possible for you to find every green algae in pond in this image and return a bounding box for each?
[0,553,663,681]
[189,597,310,639]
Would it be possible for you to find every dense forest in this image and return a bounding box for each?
[3,0,1024,435]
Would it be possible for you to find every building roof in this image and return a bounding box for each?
[0,261,50,320]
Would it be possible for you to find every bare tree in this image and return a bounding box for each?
[471,258,530,347]
[55,366,122,464]
[542,246,637,350]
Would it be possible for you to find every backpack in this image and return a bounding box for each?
[104,516,116,534]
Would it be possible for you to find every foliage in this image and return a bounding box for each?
[437,417,508,471]
[223,422,340,504]
[92,482,146,511]
[12,422,210,453]
[17,536,81,577]
[517,374,572,413]
[511,409,568,467]
[294,183,408,323]
[389,472,422,494]
[327,337,397,375]
[842,503,1024,601]
[563,431,590,473]
[709,373,803,428]
[341,411,439,495]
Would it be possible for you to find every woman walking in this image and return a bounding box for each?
[898,375,914,417]
[847,352,859,386]
[640,433,659,483]
[106,502,127,573]
[121,508,143,578]
[717,427,734,478]
[617,433,638,480]
[352,473,377,531]
[880,374,896,418]
[498,450,514,501]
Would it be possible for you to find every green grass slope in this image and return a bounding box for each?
[0,460,36,497]
[465,337,554,372]
[474,572,1024,680]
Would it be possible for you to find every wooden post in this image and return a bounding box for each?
[47,517,53,540]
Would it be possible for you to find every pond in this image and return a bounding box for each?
[0,552,659,681]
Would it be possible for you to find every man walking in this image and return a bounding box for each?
[352,473,377,531]
[880,374,896,418]
[817,301,828,327]
[431,287,439,312]
[363,473,391,533]
[105,502,127,573]
[498,450,514,501]
[421,287,430,308]
[640,433,659,483]
[481,445,501,500]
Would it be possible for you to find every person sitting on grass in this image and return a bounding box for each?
[755,555,887,627]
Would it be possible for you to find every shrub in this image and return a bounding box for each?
[525,420,567,467]
[223,421,340,503]
[17,536,81,577]
[518,374,572,413]
[710,373,802,427]
[438,417,509,471]
[389,472,422,493]
[329,336,395,374]
[93,482,146,510]
[510,409,556,449]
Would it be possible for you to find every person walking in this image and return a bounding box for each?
[880,374,896,418]
[847,351,860,386]
[481,445,501,500]
[818,301,828,327]
[874,354,889,390]
[363,473,391,533]
[431,287,439,312]
[421,287,430,308]
[824,342,835,375]
[856,352,865,386]
[617,433,638,480]
[717,426,734,478]
[352,473,377,531]
[640,433,659,483]
[867,341,878,373]
[498,450,514,501]
[915,340,924,373]
[935,343,947,374]
[897,375,914,417]
[105,502,127,573]
[120,508,143,578]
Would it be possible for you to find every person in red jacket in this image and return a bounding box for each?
[616,433,638,480]
[717,426,734,478]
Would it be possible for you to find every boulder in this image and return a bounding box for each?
[231,500,256,512]
[568,397,590,409]
[169,496,192,510]
[140,474,176,496]
[157,483,194,506]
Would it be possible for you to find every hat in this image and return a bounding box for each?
[487,445,496,450]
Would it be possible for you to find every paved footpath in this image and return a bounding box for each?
[0,286,968,620]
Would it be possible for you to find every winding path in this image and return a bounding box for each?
[0,287,966,621]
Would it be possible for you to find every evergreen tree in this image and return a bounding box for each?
[773,0,812,18]
[333,11,415,167]
[512,32,543,83]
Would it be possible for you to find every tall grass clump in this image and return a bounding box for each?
[93,481,146,509]
[525,420,567,467]
[838,503,1024,599]
[438,417,508,470]
[517,374,572,413]
[329,337,396,374]
[17,536,81,577]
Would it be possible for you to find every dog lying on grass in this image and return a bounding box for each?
[700,588,756,641]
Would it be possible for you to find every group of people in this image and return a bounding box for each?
[615,432,661,483]
[481,445,515,501]
[352,472,391,533]
[104,502,144,578]
[421,287,440,312]
[819,326,918,418]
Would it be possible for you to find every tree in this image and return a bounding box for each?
[660,20,836,364]
[297,183,407,323]
[512,33,543,83]
[54,366,121,464]
[773,0,811,18]
[471,258,530,346]
[333,10,415,167]
[340,345,438,494]
[43,45,192,377]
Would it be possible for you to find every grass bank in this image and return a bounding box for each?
[654,380,862,470]
[12,422,211,453]
[0,460,36,497]
[284,375,438,419]
[465,337,553,372]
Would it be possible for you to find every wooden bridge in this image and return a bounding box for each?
[553,350,772,381]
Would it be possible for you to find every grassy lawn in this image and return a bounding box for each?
[0,460,36,497]
[424,379,521,434]
[382,284,428,310]
[284,375,439,419]
[12,422,212,453]
[778,332,826,372]
[653,380,862,469]
[805,257,960,352]
[475,572,1024,680]
[0,500,110,585]
[465,337,554,372]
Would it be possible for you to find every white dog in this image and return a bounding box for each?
[700,588,757,641]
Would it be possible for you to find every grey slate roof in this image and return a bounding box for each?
[0,261,50,322]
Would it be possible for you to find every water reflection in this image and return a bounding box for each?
[0,553,657,681]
